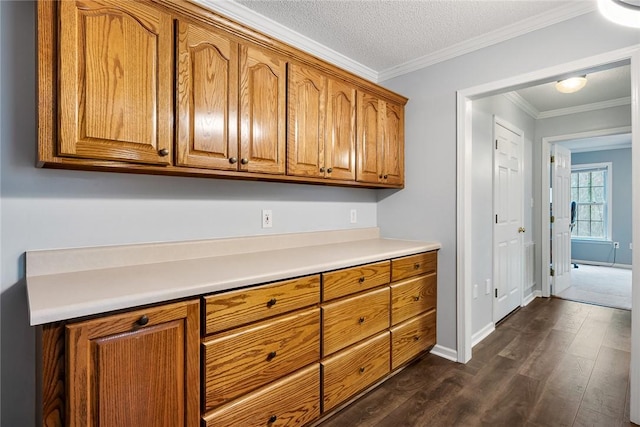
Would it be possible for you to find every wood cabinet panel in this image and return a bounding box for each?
[391,251,438,282]
[203,275,320,335]
[65,300,199,427]
[356,92,383,183]
[322,287,390,356]
[203,308,320,410]
[322,261,390,301]
[59,0,172,165]
[390,273,437,326]
[321,331,390,412]
[383,102,404,185]
[176,20,238,170]
[390,309,436,370]
[239,44,286,174]
[202,364,320,427]
[324,78,356,181]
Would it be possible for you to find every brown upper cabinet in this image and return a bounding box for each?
[40,0,406,187]
[357,92,405,185]
[287,63,356,181]
[59,0,173,165]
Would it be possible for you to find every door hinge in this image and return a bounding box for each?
[495,139,498,149]
[495,214,498,224]
[550,216,555,223]
[550,155,555,163]
[550,268,555,277]
[495,288,498,298]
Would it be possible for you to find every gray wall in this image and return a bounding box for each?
[571,148,632,265]
[378,11,640,353]
[470,95,535,336]
[0,2,378,424]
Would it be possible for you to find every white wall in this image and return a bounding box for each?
[470,95,535,337]
[378,11,640,354]
[0,2,378,424]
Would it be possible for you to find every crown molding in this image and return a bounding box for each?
[378,2,597,82]
[537,96,631,119]
[503,92,540,119]
[189,0,378,82]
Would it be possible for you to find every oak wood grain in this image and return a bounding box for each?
[39,323,65,427]
[382,102,405,185]
[390,273,436,325]
[324,77,357,181]
[390,309,436,370]
[203,274,320,335]
[391,251,437,282]
[356,92,383,184]
[322,260,390,301]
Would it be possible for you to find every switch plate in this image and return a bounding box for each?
[350,209,357,224]
[485,279,491,295]
[473,284,478,299]
[262,209,273,228]
[614,241,620,249]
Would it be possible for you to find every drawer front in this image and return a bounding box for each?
[202,364,320,427]
[390,273,437,325]
[391,251,437,282]
[323,260,390,301]
[203,308,320,410]
[390,309,436,370]
[322,331,390,412]
[204,274,320,334]
[322,287,390,356]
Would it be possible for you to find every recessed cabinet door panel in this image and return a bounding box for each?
[59,0,172,164]
[325,78,356,181]
[383,102,404,185]
[356,92,382,183]
[287,63,326,178]
[176,21,238,170]
[239,45,286,174]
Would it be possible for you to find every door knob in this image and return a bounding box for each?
[518,227,526,233]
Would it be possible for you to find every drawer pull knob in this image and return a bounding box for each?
[414,263,420,269]
[267,298,277,308]
[413,335,420,341]
[137,315,149,326]
[359,277,365,283]
[241,158,249,165]
[268,415,277,423]
[229,157,238,164]
[359,316,365,324]
[320,167,325,172]
[267,351,277,361]
[359,367,366,374]
[158,148,169,156]
[327,167,333,173]
[413,296,420,301]
[383,174,388,179]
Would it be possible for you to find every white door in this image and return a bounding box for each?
[551,144,572,295]
[494,120,524,322]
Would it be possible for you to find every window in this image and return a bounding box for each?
[570,162,612,240]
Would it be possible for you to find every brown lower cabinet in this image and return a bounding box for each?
[38,251,437,426]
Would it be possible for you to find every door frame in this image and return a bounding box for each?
[492,116,525,322]
[541,126,631,297]
[456,44,640,423]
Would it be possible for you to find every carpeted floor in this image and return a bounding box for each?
[557,263,632,310]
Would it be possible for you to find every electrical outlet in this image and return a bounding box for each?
[485,279,491,295]
[350,209,357,224]
[262,209,273,228]
[613,241,620,249]
[631,243,634,250]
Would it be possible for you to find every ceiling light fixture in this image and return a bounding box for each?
[597,0,640,28]
[555,76,587,94]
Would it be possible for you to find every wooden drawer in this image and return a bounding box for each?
[390,309,436,370]
[203,274,320,334]
[203,308,320,410]
[323,260,390,301]
[322,286,389,356]
[202,364,320,427]
[391,251,437,282]
[390,273,437,325]
[322,331,390,412]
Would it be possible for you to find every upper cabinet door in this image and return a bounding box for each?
[356,92,383,183]
[325,78,356,181]
[382,102,404,185]
[239,45,286,175]
[176,21,238,170]
[287,63,326,178]
[59,0,173,165]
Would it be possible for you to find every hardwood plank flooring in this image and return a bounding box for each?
[318,298,636,427]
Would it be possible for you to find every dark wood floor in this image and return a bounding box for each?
[319,297,634,427]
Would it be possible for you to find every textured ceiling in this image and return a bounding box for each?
[235,0,584,71]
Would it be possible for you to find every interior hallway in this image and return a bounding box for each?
[319,298,633,427]
[558,264,632,310]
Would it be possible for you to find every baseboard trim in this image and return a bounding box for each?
[430,344,458,362]
[522,290,541,306]
[471,322,495,347]
[571,259,632,269]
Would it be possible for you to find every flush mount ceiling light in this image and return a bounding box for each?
[598,0,640,28]
[555,76,587,94]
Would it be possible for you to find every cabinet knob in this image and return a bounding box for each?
[327,168,333,173]
[158,148,169,157]
[414,263,420,270]
[413,335,420,341]
[359,316,365,324]
[240,158,249,165]
[358,277,365,283]
[137,315,149,326]
[267,298,277,308]
[320,167,325,173]
[267,351,277,361]
[229,157,238,164]
[268,415,277,423]
[359,367,366,374]
[383,174,388,179]
[413,296,420,301]
[379,175,383,179]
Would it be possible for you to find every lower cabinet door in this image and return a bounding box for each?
[202,364,321,427]
[390,309,436,370]
[321,331,390,413]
